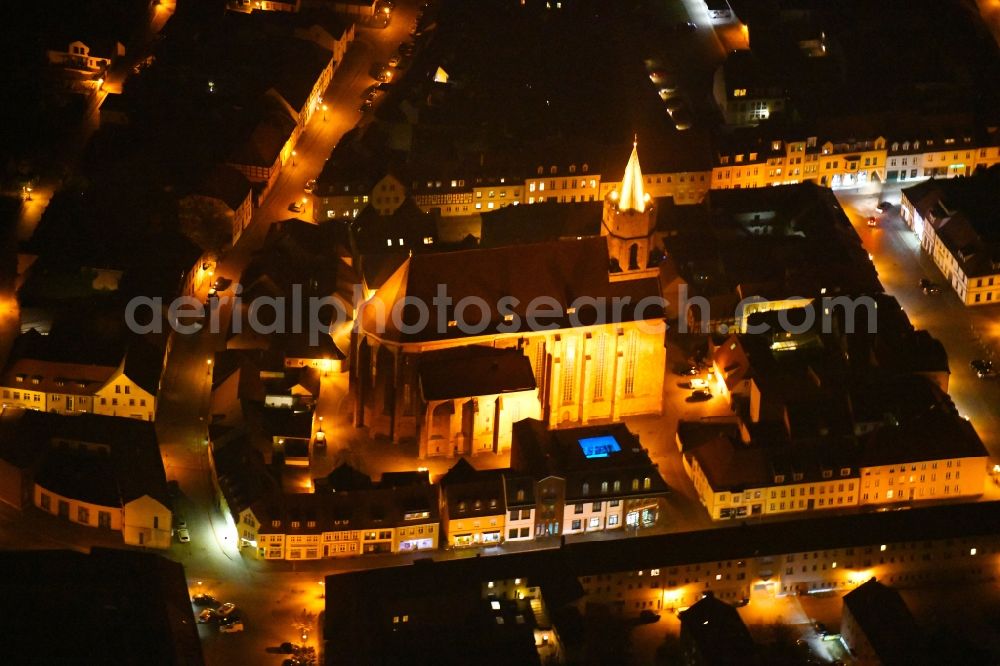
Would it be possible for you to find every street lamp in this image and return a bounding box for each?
[322,103,328,121]
[292,150,297,166]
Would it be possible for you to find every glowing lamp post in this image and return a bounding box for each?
[292,150,297,166]
[322,103,328,121]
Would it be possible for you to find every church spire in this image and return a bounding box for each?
[617,138,647,213]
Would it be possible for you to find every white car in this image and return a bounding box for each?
[177,528,191,543]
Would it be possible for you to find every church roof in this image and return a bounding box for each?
[358,237,663,344]
[616,142,647,213]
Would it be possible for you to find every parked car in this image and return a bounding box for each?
[288,201,304,213]
[866,216,878,227]
[304,179,316,194]
[216,603,238,618]
[689,377,708,389]
[638,610,661,623]
[971,359,993,372]
[388,55,401,67]
[672,107,693,130]
[207,277,232,298]
[876,201,893,213]
[359,100,373,113]
[663,96,685,112]
[219,619,244,633]
[687,388,712,402]
[198,609,218,623]
[177,528,191,543]
[675,364,699,376]
[192,594,218,607]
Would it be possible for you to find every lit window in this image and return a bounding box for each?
[970,548,977,556]
[880,544,887,552]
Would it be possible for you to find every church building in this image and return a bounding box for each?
[351,144,667,458]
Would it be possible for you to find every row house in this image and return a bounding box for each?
[713,128,1000,192]
[0,336,162,422]
[217,460,440,560]
[510,419,669,538]
[900,165,1000,305]
[323,499,1000,657]
[574,503,1000,616]
[0,410,172,548]
[681,388,986,522]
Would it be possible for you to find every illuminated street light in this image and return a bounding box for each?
[292,150,297,166]
[322,103,328,121]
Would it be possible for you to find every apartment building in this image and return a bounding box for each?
[900,165,1000,305]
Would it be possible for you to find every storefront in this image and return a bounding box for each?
[399,537,434,551]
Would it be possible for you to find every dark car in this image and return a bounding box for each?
[359,100,373,113]
[876,201,893,213]
[192,594,218,607]
[686,389,712,402]
[971,359,992,371]
[638,610,661,623]
[674,364,699,376]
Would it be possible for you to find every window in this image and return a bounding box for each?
[592,502,602,511]
[588,517,600,529]
[582,482,589,496]
[643,477,651,490]
[571,520,581,530]
[78,507,89,523]
[510,510,519,521]
[509,528,518,539]
[561,341,576,403]
[574,503,584,514]
[40,494,50,511]
[608,514,619,526]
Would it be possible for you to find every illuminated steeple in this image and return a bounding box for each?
[617,139,647,213]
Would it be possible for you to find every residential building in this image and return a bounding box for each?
[351,148,667,455]
[439,459,506,548]
[209,432,438,559]
[323,553,579,665]
[183,165,254,246]
[0,548,202,665]
[900,166,1000,305]
[322,500,1000,661]
[511,419,669,537]
[330,0,377,17]
[679,593,759,665]
[0,333,162,422]
[681,303,983,521]
[0,409,172,548]
[841,578,926,666]
[712,49,787,126]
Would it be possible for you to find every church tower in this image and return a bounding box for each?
[602,141,658,278]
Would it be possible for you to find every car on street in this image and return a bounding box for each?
[361,84,379,99]
[398,42,415,56]
[177,528,190,543]
[207,277,232,298]
[866,216,878,227]
[288,201,304,213]
[219,618,244,633]
[663,95,685,112]
[304,179,316,193]
[876,201,893,213]
[192,594,218,607]
[672,107,693,130]
[675,364,698,376]
[216,602,238,618]
[388,55,401,67]
[638,610,661,623]
[690,377,708,389]
[198,608,218,623]
[972,360,994,378]
[687,388,712,402]
[359,100,373,113]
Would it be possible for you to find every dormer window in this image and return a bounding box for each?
[840,468,851,477]
[458,502,467,513]
[569,164,576,173]
[549,166,557,175]
[271,520,281,528]
[582,482,589,496]
[774,474,785,483]
[291,521,301,528]
[793,473,803,482]
[516,489,524,502]
[489,499,497,509]
[822,470,833,479]
[537,166,543,175]
[307,520,316,528]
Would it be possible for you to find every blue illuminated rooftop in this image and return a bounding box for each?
[578,435,621,459]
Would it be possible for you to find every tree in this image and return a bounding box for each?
[177,195,232,254]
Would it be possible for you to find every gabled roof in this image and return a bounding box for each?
[679,593,758,665]
[418,346,535,401]
[359,237,663,344]
[0,409,167,506]
[843,579,926,665]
